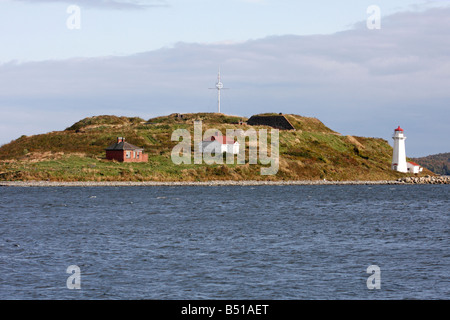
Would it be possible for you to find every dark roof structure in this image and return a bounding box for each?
[247,115,295,130]
[105,137,143,151]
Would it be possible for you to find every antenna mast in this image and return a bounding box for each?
[209,67,228,113]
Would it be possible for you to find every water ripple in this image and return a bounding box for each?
[0,184,448,299]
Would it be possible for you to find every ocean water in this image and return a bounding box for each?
[0,184,448,300]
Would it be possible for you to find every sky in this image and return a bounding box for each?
[0,0,449,157]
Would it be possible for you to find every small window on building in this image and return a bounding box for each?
[126,151,131,159]
[133,151,136,159]
[137,152,140,159]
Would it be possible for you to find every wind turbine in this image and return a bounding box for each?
[209,68,229,113]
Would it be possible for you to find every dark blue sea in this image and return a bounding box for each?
[0,185,448,300]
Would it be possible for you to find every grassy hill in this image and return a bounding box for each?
[0,112,434,182]
[411,152,450,175]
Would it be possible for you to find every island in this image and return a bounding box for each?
[1,112,446,185]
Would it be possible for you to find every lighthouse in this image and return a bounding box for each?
[392,126,408,173]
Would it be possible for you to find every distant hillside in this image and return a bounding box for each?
[0,112,434,182]
[411,153,450,175]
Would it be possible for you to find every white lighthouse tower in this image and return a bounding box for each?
[392,126,408,172]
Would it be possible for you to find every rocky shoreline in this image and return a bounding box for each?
[396,175,450,184]
[0,176,448,187]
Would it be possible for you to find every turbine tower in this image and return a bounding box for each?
[209,68,229,113]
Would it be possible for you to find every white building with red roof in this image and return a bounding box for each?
[407,161,423,174]
[199,132,240,155]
